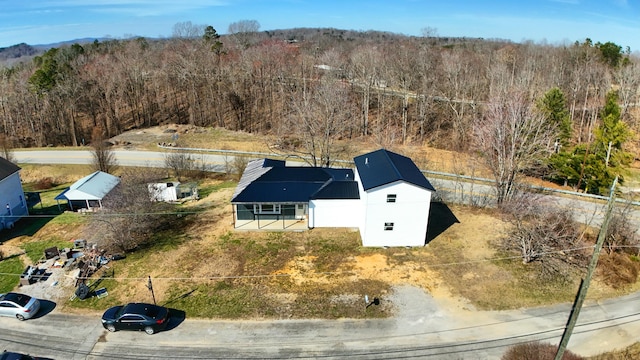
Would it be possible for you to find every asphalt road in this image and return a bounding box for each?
[7,148,640,359]
[13,149,229,173]
[1,290,639,359]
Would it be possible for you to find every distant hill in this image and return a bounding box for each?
[0,43,40,61]
[0,38,107,65]
[32,37,107,49]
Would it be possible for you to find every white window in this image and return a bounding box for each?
[387,194,397,203]
[254,204,281,214]
[384,222,394,231]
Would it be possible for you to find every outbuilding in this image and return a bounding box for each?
[55,171,120,211]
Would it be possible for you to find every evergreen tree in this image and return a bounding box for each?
[548,90,632,195]
[537,87,572,147]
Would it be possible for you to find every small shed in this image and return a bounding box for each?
[148,182,198,202]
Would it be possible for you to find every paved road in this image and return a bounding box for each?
[14,149,229,172]
[1,288,639,359]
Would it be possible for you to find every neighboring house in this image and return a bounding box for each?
[55,171,121,211]
[231,149,436,247]
[0,157,29,230]
[148,182,198,202]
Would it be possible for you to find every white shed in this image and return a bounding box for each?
[148,182,198,202]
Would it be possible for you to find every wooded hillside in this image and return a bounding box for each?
[0,26,638,194]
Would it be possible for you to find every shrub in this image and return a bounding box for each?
[502,342,584,360]
[599,252,640,288]
[34,177,56,190]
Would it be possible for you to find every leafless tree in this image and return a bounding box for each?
[286,74,356,167]
[474,90,558,204]
[90,128,118,174]
[604,201,640,256]
[172,21,205,38]
[614,61,640,123]
[0,134,15,163]
[349,46,383,136]
[228,20,260,49]
[501,192,588,278]
[223,155,250,180]
[88,168,172,253]
[164,150,194,181]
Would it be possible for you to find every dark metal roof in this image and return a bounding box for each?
[0,157,20,181]
[312,181,360,199]
[231,161,359,203]
[354,149,436,191]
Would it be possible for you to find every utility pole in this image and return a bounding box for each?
[554,177,618,360]
[147,276,157,305]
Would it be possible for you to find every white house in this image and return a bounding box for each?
[231,149,436,247]
[55,171,120,211]
[0,157,29,230]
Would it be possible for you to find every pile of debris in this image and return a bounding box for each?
[19,239,126,301]
[30,239,112,287]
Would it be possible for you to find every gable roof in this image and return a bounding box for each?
[55,171,121,201]
[231,160,359,203]
[353,149,436,192]
[0,157,20,181]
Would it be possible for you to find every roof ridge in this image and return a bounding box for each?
[382,149,404,180]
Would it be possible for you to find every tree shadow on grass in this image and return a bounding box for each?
[425,202,459,245]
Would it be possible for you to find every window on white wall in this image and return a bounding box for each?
[384,222,394,231]
[254,204,281,214]
[386,194,397,203]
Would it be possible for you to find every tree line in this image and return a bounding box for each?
[0,22,638,196]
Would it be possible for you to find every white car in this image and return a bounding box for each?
[0,292,41,320]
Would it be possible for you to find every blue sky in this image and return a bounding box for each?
[0,0,638,52]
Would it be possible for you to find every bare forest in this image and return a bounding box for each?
[1,25,639,194]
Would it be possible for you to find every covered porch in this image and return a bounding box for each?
[233,203,309,231]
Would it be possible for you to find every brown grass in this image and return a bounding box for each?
[589,342,640,360]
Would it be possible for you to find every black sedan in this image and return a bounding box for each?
[0,350,50,360]
[101,303,169,335]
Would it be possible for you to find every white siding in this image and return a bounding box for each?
[309,199,362,228]
[361,181,432,247]
[0,172,28,229]
[148,183,179,202]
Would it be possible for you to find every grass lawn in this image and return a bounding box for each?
[0,256,24,293]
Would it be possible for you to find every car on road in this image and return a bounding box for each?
[0,293,40,321]
[101,303,169,335]
[0,350,49,360]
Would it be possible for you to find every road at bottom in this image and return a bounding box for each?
[0,291,639,360]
